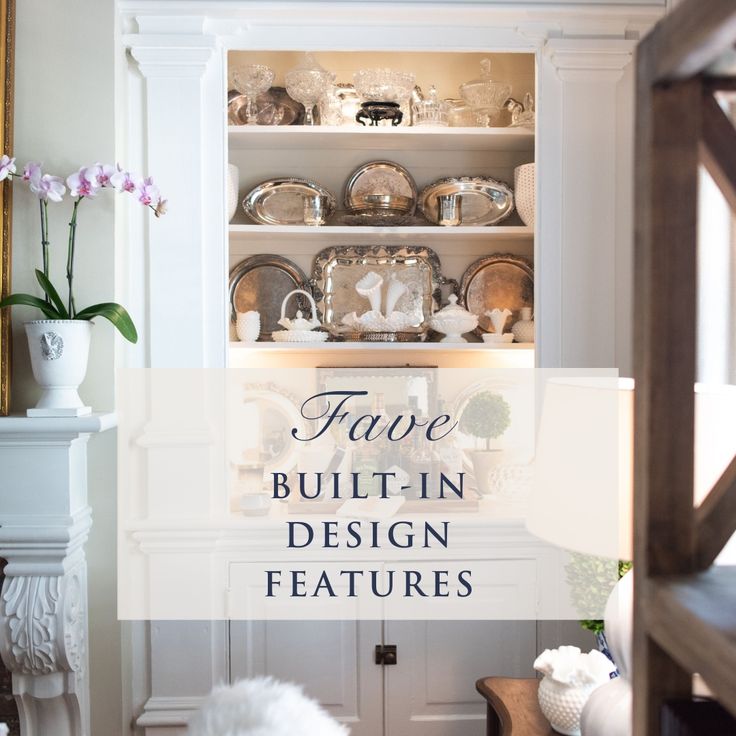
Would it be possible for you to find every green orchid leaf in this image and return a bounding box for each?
[75,302,138,343]
[0,293,62,320]
[34,270,70,319]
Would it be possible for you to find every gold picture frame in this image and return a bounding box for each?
[0,0,14,415]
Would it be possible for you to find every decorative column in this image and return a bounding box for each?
[537,38,637,370]
[123,19,227,369]
[0,413,116,736]
[122,23,231,734]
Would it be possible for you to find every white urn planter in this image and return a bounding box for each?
[25,320,92,416]
[470,449,505,494]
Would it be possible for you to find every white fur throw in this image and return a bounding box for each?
[188,677,350,736]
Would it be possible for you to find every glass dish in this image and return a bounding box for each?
[353,68,416,104]
[232,64,275,125]
[412,85,449,127]
[285,53,334,126]
[459,59,512,127]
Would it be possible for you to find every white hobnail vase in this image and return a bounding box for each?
[537,677,598,736]
[236,311,260,342]
[511,307,535,343]
[514,163,535,228]
[227,164,239,222]
[24,320,92,416]
[534,646,616,736]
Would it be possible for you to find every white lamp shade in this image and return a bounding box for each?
[527,378,736,561]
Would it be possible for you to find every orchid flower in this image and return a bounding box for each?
[0,155,15,181]
[31,174,66,203]
[22,162,42,185]
[89,162,116,188]
[154,199,168,218]
[136,176,160,207]
[66,166,100,198]
[110,166,137,193]
[0,154,164,344]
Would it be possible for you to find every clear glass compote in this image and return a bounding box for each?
[459,59,512,127]
[233,64,275,125]
[285,53,334,126]
[353,68,416,104]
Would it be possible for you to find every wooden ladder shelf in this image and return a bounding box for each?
[634,0,736,733]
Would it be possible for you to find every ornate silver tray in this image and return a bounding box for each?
[229,87,313,126]
[243,178,336,226]
[459,253,533,334]
[418,176,514,226]
[229,254,311,340]
[344,161,417,214]
[310,245,446,338]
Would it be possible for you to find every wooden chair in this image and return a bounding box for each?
[476,678,554,736]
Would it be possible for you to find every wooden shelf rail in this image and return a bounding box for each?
[634,1,736,734]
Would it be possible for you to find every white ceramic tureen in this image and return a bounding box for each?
[428,294,478,342]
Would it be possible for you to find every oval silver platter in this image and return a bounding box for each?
[229,254,311,340]
[459,253,533,334]
[418,176,515,226]
[243,178,336,226]
[344,160,417,214]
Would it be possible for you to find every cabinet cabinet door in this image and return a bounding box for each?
[229,620,383,736]
[384,619,536,736]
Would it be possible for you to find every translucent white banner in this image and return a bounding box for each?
[117,367,623,620]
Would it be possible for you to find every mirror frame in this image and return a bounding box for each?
[0,0,14,415]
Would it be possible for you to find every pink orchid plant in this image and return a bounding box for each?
[0,156,166,342]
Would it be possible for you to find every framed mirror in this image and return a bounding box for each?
[0,0,14,415]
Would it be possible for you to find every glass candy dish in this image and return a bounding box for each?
[353,68,416,104]
[412,85,449,127]
[232,64,275,125]
[459,59,512,127]
[285,53,335,126]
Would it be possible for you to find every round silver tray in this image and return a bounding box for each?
[229,254,311,340]
[344,160,417,214]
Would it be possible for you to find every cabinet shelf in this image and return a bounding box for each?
[229,341,534,351]
[228,223,533,250]
[228,125,534,152]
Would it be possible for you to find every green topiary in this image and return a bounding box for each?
[459,391,511,451]
[565,554,632,634]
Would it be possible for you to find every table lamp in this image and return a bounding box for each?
[528,377,736,736]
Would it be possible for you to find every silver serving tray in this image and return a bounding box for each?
[418,176,514,226]
[229,254,310,340]
[344,161,417,214]
[310,245,445,337]
[459,253,533,333]
[243,178,336,226]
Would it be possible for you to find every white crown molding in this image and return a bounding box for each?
[118,2,663,46]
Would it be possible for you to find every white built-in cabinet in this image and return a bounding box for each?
[230,620,536,736]
[119,1,660,733]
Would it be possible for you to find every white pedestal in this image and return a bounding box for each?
[0,413,116,736]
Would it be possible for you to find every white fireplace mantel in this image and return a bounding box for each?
[0,413,116,736]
